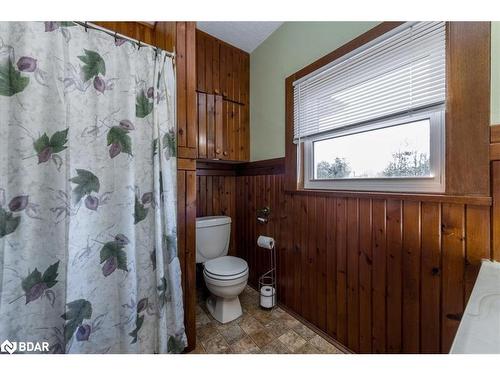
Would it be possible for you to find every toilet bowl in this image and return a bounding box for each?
[203,256,248,323]
[196,216,249,323]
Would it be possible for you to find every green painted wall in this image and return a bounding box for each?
[250,21,379,161]
[251,21,500,161]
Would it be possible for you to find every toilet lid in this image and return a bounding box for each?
[204,256,248,277]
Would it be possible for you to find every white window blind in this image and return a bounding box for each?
[293,22,446,142]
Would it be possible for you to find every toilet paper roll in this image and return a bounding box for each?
[260,286,276,308]
[257,235,275,249]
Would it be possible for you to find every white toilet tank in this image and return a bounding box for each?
[196,216,231,263]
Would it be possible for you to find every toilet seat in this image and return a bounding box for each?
[204,256,248,280]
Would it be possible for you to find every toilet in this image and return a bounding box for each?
[196,216,249,323]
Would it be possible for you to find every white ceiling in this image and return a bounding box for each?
[196,22,283,53]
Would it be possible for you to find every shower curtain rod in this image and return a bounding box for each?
[73,22,176,59]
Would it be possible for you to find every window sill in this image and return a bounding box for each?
[284,187,492,206]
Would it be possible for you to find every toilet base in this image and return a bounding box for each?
[206,294,242,324]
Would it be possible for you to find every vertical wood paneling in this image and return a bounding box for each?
[386,199,402,353]
[402,201,421,353]
[198,171,492,354]
[371,199,387,353]
[316,196,328,331]
[358,198,372,353]
[186,23,197,150]
[420,202,441,353]
[336,198,348,343]
[176,22,187,149]
[326,197,337,337]
[346,198,360,352]
[196,30,249,162]
[197,93,207,159]
[441,204,465,353]
[465,206,491,301]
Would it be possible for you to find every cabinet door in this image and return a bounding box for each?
[197,92,217,160]
[196,30,220,95]
[239,103,249,161]
[206,94,216,159]
[197,92,207,158]
[215,95,224,159]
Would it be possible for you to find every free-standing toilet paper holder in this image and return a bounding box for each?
[258,237,277,309]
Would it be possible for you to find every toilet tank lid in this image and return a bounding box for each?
[196,216,231,228]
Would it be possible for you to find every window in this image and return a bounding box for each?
[294,22,446,192]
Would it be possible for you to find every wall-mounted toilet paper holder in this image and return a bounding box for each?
[257,206,270,224]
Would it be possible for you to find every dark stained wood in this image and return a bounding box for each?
[358,198,372,353]
[335,198,347,343]
[441,203,465,353]
[236,158,286,176]
[465,206,490,302]
[192,22,493,354]
[196,175,237,255]
[196,169,493,353]
[290,189,491,206]
[215,95,224,159]
[197,93,207,159]
[490,124,500,143]
[371,199,386,353]
[420,202,441,353]
[446,22,491,196]
[490,143,500,161]
[206,94,215,159]
[402,201,421,353]
[385,199,402,353]
[196,29,249,162]
[346,197,359,352]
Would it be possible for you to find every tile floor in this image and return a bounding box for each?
[191,286,345,354]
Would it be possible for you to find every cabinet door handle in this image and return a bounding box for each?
[223,151,228,156]
[215,148,221,154]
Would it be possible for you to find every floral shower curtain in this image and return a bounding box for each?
[0,22,186,354]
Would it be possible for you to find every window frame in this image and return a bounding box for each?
[302,106,445,193]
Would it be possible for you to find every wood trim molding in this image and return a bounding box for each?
[491,124,500,143]
[196,158,285,176]
[196,158,491,205]
[236,157,285,176]
[285,21,491,198]
[289,189,491,206]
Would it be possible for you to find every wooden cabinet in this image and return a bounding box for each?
[196,29,249,161]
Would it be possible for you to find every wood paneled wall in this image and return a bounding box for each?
[196,174,237,255]
[233,171,491,354]
[95,21,197,352]
[196,158,493,354]
[196,30,250,162]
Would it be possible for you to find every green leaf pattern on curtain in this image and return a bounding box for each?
[0,22,185,354]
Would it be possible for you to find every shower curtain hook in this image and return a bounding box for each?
[114,32,118,43]
[137,41,142,50]
[84,22,89,32]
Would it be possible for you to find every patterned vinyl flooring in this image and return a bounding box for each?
[191,286,346,354]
